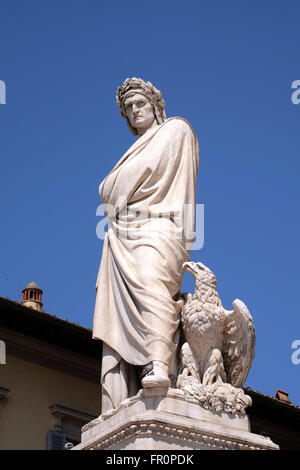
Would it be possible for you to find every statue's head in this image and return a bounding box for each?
[116,77,167,135]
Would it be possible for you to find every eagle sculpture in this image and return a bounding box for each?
[177,261,255,413]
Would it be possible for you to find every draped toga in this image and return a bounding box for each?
[93,117,199,411]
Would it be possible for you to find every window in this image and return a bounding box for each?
[47,430,66,450]
[48,404,96,450]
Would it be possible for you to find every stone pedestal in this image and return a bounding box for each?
[73,388,279,450]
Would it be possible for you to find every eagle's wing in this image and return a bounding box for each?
[222,299,255,388]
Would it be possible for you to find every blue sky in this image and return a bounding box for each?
[1,1,300,405]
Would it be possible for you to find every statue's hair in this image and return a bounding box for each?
[116,77,167,135]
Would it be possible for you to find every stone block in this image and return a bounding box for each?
[73,388,279,450]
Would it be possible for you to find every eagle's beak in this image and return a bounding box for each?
[183,262,197,274]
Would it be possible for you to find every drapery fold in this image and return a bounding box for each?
[93,117,199,410]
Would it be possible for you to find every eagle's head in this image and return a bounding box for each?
[183,261,217,287]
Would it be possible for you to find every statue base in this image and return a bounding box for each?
[73,388,279,450]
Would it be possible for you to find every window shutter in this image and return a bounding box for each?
[47,430,67,450]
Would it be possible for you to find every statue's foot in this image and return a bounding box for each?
[141,373,170,388]
[141,360,170,388]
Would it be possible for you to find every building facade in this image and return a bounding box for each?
[0,289,102,450]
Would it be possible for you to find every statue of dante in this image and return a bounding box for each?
[93,78,199,413]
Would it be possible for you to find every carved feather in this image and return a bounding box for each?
[180,342,200,380]
[222,299,256,388]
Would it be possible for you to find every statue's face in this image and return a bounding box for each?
[124,93,156,133]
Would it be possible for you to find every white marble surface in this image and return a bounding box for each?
[73,388,279,450]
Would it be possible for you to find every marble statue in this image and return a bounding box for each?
[75,79,279,451]
[93,78,199,413]
[177,261,255,414]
